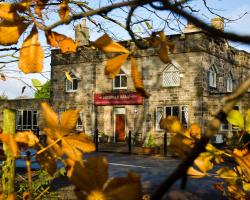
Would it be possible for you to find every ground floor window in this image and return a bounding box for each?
[155,105,188,131]
[16,110,38,130]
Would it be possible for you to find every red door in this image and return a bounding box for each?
[115,114,125,142]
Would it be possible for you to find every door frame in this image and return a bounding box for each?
[113,107,126,143]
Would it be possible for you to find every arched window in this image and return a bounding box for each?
[66,74,78,92]
[113,70,127,89]
[208,66,217,88]
[226,73,233,92]
[162,64,180,87]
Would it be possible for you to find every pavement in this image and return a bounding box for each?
[49,152,227,200]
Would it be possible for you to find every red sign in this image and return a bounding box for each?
[94,92,143,106]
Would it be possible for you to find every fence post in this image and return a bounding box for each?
[2,108,16,198]
[128,130,132,154]
[95,129,99,152]
[164,131,167,156]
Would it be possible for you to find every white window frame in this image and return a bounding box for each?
[66,75,78,92]
[226,76,233,93]
[155,105,188,131]
[208,69,217,88]
[162,64,180,87]
[113,71,127,90]
[16,110,38,131]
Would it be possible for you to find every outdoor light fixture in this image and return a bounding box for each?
[180,73,184,78]
[134,106,138,114]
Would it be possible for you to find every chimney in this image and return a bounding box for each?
[183,21,201,33]
[211,17,224,31]
[75,19,90,46]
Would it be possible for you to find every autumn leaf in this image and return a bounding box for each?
[35,0,48,19]
[67,156,142,200]
[0,134,19,157]
[45,30,77,53]
[159,44,170,64]
[216,167,238,184]
[194,152,213,173]
[58,1,70,22]
[187,167,205,178]
[105,54,129,78]
[0,21,29,46]
[92,34,130,54]
[41,102,95,163]
[0,3,24,22]
[65,71,72,82]
[188,123,201,140]
[131,57,149,97]
[15,131,39,148]
[233,148,250,180]
[245,109,250,134]
[227,110,244,130]
[160,116,183,133]
[19,26,44,74]
[36,149,57,176]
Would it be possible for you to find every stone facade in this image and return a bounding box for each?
[1,28,250,145]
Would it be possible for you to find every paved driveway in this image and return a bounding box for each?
[52,152,227,200]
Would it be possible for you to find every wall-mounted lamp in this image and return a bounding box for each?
[134,106,138,114]
[180,73,184,78]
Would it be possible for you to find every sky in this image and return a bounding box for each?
[1,0,250,99]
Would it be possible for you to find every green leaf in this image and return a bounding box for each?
[145,21,152,29]
[245,109,250,134]
[32,79,42,90]
[227,110,244,130]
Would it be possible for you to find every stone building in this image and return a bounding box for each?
[1,19,250,146]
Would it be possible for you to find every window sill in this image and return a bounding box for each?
[66,90,77,93]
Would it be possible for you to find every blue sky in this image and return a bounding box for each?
[1,0,250,99]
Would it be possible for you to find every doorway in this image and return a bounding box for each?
[114,107,126,142]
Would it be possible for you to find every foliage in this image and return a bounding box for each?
[143,132,156,148]
[0,92,8,100]
[16,170,57,200]
[34,81,51,99]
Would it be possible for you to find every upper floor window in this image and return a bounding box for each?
[162,64,180,87]
[208,66,217,88]
[16,110,38,131]
[113,70,127,89]
[156,105,188,131]
[226,76,233,93]
[66,74,78,92]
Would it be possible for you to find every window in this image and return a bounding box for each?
[76,112,83,131]
[66,75,78,92]
[16,110,38,130]
[208,67,217,88]
[156,105,188,131]
[163,64,180,87]
[221,105,240,131]
[226,76,233,92]
[113,70,127,89]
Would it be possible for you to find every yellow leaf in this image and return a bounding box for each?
[60,109,79,131]
[41,102,59,130]
[0,21,29,46]
[35,0,48,19]
[187,167,205,178]
[0,134,19,157]
[92,34,130,54]
[245,109,250,134]
[159,116,183,133]
[233,148,250,180]
[194,153,213,173]
[19,26,44,74]
[15,131,39,147]
[243,181,250,191]
[67,156,109,192]
[58,1,70,22]
[46,30,77,53]
[65,71,72,82]
[159,44,170,64]
[227,110,244,130]
[189,123,201,140]
[35,148,57,176]
[105,54,129,78]
[159,31,166,42]
[131,57,149,97]
[0,3,23,22]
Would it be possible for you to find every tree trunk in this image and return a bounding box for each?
[2,109,16,198]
